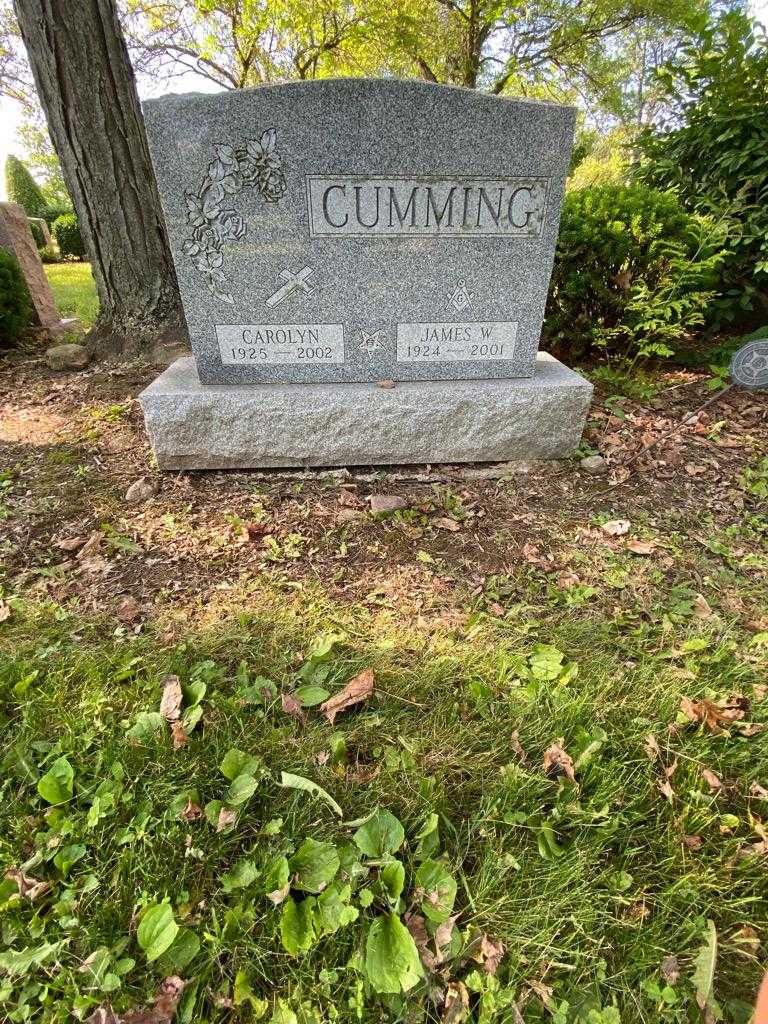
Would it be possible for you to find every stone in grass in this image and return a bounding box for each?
[368,494,408,515]
[125,477,156,503]
[580,454,607,474]
[45,343,90,371]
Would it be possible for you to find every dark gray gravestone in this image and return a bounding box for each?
[143,79,574,385]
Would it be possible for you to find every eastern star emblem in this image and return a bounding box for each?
[359,327,385,358]
[448,280,474,314]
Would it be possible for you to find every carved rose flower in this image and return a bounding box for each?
[214,209,247,242]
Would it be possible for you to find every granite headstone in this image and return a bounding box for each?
[0,202,60,328]
[143,79,574,385]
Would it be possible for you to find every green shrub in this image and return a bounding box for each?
[545,183,726,363]
[52,213,86,261]
[0,249,32,348]
[28,219,47,249]
[635,13,768,325]
[39,245,60,264]
[4,154,48,219]
[43,202,73,227]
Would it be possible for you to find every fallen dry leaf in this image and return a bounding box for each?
[557,571,581,589]
[117,595,142,624]
[123,976,185,1023]
[543,740,576,783]
[281,692,306,723]
[55,535,88,552]
[442,981,470,1023]
[159,675,183,722]
[732,925,760,956]
[476,934,505,975]
[749,782,768,799]
[643,734,661,760]
[0,600,10,623]
[180,799,202,821]
[510,730,527,762]
[86,1008,120,1024]
[376,379,396,389]
[267,882,290,905]
[627,539,656,556]
[701,768,722,792]
[661,955,680,985]
[76,531,102,562]
[680,695,748,735]
[658,777,675,802]
[693,594,714,619]
[4,868,50,902]
[601,519,630,537]
[405,911,437,970]
[527,979,555,1008]
[337,489,363,508]
[433,517,461,532]
[683,835,703,850]
[216,807,237,832]
[170,721,189,750]
[320,668,374,725]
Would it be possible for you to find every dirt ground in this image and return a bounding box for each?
[1,348,766,630]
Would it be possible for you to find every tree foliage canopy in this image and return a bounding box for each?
[635,12,768,316]
[121,0,706,116]
[4,153,47,218]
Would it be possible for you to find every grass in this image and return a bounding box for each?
[0,579,766,1022]
[0,347,766,1021]
[44,262,98,328]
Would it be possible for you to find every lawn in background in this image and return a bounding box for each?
[44,261,98,328]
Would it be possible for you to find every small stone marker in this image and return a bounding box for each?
[0,202,60,328]
[139,79,592,468]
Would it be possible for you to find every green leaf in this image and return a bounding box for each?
[692,919,718,1013]
[0,941,65,977]
[289,838,340,893]
[221,859,259,892]
[233,968,268,1014]
[125,711,165,744]
[157,927,200,973]
[182,679,206,707]
[137,902,179,963]
[279,771,343,817]
[415,859,457,923]
[365,913,423,994]
[314,882,359,937]
[280,896,315,956]
[380,860,405,904]
[414,812,440,860]
[181,705,203,734]
[227,772,259,805]
[293,684,330,707]
[37,756,74,804]
[53,843,86,876]
[354,808,405,858]
[271,999,298,1024]
[220,748,260,780]
[263,854,290,898]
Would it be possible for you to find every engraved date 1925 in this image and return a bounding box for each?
[229,346,333,361]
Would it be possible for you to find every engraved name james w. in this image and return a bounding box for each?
[307,176,549,237]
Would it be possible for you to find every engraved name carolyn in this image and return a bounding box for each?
[216,324,344,365]
[307,177,549,237]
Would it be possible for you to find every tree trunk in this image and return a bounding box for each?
[13,0,183,353]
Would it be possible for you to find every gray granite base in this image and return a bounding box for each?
[139,354,592,470]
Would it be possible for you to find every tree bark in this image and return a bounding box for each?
[13,0,183,353]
